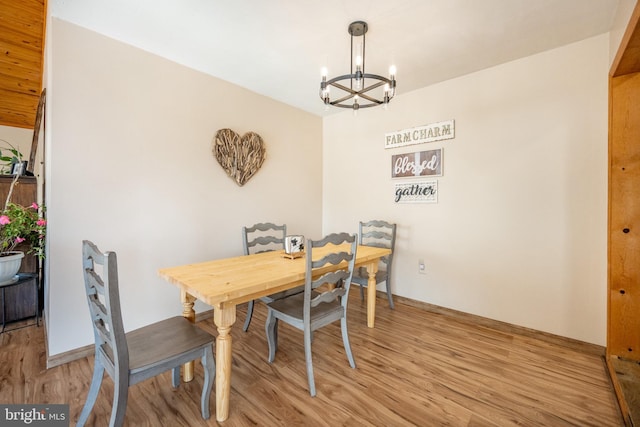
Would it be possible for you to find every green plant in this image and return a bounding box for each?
[0,139,25,174]
[0,202,46,259]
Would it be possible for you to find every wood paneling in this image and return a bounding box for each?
[0,0,46,129]
[609,73,640,359]
[0,293,623,426]
[608,3,640,425]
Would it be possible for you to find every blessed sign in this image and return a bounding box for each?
[385,120,454,149]
[392,149,442,178]
[394,180,438,203]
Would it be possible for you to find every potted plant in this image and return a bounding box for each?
[0,172,46,284]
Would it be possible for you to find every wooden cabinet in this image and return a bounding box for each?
[608,4,640,425]
[0,175,40,327]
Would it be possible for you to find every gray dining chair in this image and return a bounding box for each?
[265,232,357,396]
[241,222,304,331]
[77,240,215,427]
[351,220,397,309]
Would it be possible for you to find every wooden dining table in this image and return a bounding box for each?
[158,243,391,422]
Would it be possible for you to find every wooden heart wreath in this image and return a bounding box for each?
[213,128,266,186]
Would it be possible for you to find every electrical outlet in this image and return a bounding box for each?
[418,259,426,274]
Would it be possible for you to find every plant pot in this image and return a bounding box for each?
[0,251,24,286]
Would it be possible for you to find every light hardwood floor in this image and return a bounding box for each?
[0,292,624,426]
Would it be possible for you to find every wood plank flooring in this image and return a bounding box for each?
[0,292,624,426]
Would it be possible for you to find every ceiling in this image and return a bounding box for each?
[43,1,624,118]
[0,0,45,129]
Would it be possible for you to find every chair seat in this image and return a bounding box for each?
[267,291,343,325]
[125,316,214,374]
[351,268,387,286]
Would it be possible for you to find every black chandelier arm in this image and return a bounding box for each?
[327,78,387,98]
[357,79,387,95]
[329,81,358,95]
[330,93,357,105]
[324,73,394,88]
[320,75,395,103]
[319,87,387,106]
[325,73,360,87]
[357,91,384,104]
[330,100,384,109]
[329,92,388,108]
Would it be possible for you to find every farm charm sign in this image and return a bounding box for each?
[394,180,438,203]
[385,120,454,149]
[392,149,442,178]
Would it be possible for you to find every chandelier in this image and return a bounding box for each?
[320,21,396,110]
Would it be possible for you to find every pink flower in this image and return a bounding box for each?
[37,219,46,226]
[31,203,38,209]
[15,237,25,244]
[0,215,10,225]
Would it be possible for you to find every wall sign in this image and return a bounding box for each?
[392,149,442,178]
[394,180,438,203]
[385,120,454,149]
[213,128,266,187]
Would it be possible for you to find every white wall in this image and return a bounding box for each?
[323,34,609,345]
[46,18,611,354]
[46,19,323,356]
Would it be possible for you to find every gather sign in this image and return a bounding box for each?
[394,180,438,203]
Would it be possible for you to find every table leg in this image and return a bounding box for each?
[214,305,236,422]
[366,261,379,328]
[180,290,196,382]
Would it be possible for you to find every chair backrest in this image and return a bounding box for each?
[304,232,357,318]
[359,220,396,273]
[82,240,128,376]
[242,222,286,255]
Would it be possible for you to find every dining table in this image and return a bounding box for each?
[158,243,391,422]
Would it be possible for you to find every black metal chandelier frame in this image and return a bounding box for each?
[320,21,396,110]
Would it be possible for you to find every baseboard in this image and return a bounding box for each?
[47,342,94,369]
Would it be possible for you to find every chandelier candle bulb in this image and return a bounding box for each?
[355,50,362,67]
